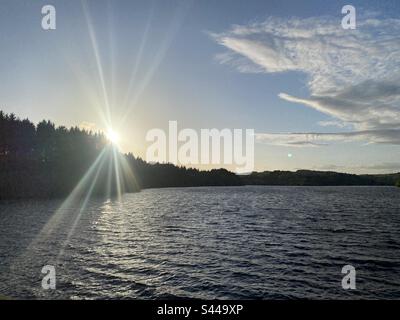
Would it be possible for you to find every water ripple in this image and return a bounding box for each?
[0,186,399,299]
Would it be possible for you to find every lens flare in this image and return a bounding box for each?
[106,129,120,144]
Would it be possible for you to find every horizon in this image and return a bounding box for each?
[2,108,400,177]
[1,0,400,174]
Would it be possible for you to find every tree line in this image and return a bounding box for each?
[241,170,400,187]
[0,111,398,199]
[0,111,241,199]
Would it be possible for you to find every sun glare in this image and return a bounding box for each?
[106,129,120,144]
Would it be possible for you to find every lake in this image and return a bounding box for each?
[0,186,399,299]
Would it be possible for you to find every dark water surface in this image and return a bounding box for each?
[0,186,399,299]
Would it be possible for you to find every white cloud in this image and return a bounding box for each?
[317,120,347,128]
[212,15,400,145]
[256,129,400,147]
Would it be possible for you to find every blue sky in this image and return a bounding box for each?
[0,0,399,173]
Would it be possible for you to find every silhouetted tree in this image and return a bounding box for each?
[1,110,399,200]
[0,110,243,199]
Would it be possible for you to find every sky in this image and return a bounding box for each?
[0,0,400,173]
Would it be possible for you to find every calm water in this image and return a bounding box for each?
[0,186,399,299]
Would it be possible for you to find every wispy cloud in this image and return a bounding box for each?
[212,15,400,146]
[256,129,400,147]
[317,120,347,128]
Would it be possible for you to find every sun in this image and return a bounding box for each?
[106,129,120,144]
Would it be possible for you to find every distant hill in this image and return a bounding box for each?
[240,170,400,186]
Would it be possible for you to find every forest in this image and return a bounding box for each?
[0,111,241,199]
[242,170,400,187]
[0,111,399,199]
